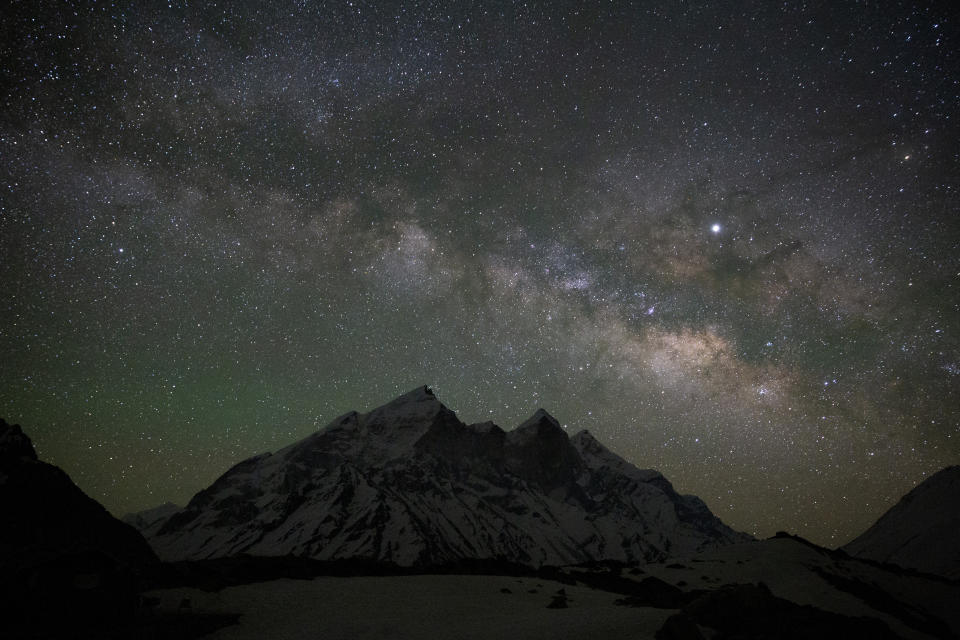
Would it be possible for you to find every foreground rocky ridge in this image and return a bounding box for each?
[0,418,157,571]
[0,417,159,635]
[138,386,749,565]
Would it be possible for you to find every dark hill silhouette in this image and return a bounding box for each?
[0,417,158,633]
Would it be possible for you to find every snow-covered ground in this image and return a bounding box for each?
[146,574,674,640]
[639,537,960,640]
[144,537,960,640]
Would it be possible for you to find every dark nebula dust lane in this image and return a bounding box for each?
[1,1,957,546]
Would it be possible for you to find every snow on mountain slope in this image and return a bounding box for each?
[638,535,960,640]
[121,502,180,538]
[842,465,960,579]
[140,386,750,565]
[147,575,676,640]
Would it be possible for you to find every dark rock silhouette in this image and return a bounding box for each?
[614,576,689,609]
[659,583,902,640]
[843,466,960,579]
[546,587,569,608]
[0,418,158,633]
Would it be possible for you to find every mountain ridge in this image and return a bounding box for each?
[0,417,157,571]
[0,417,159,632]
[842,465,960,579]
[138,386,750,566]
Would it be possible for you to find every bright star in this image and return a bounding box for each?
[711,224,721,234]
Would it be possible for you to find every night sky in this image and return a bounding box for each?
[2,1,958,547]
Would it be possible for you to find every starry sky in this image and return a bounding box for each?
[1,1,958,547]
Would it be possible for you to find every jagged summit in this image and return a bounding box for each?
[519,407,561,429]
[369,385,444,416]
[349,385,451,435]
[140,387,750,565]
[280,386,459,466]
[511,407,564,439]
[0,418,38,463]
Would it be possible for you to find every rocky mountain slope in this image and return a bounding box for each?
[0,417,157,570]
[843,465,960,579]
[0,417,158,632]
[139,386,749,566]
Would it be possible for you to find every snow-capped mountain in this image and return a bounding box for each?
[141,386,750,566]
[842,465,960,579]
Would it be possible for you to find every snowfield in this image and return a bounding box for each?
[143,536,960,640]
[126,390,960,640]
[146,574,675,640]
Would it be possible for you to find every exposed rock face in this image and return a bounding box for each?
[141,387,750,566]
[842,466,960,579]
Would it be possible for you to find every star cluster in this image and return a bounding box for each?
[1,1,957,545]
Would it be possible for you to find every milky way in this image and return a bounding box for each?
[2,1,957,545]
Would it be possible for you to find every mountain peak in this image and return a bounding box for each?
[507,408,566,450]
[0,418,38,463]
[363,386,446,422]
[379,383,445,407]
[0,420,157,573]
[287,386,460,466]
[401,385,437,401]
[145,389,748,565]
[516,407,562,431]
